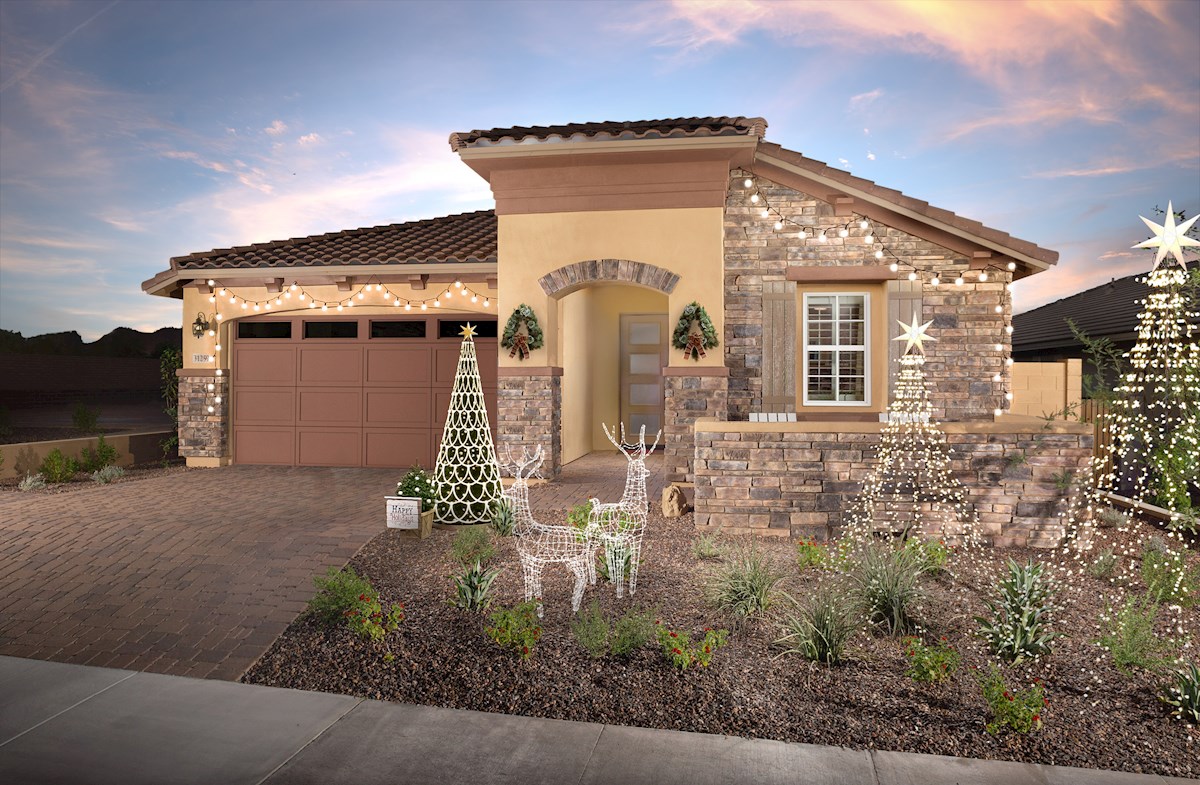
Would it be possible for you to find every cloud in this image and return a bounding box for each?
[848,88,883,110]
[837,157,850,167]
[297,132,323,146]
[161,149,232,173]
[1024,149,1199,179]
[866,151,876,161]
[264,119,288,136]
[0,0,118,93]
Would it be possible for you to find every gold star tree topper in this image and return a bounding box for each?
[1132,201,1200,271]
[894,311,936,355]
[458,322,477,340]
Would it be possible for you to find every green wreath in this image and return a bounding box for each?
[672,302,719,360]
[501,304,544,360]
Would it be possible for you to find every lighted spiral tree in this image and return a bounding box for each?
[842,312,982,550]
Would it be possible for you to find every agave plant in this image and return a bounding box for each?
[490,498,515,537]
[1160,663,1200,725]
[451,560,501,612]
[975,559,1062,663]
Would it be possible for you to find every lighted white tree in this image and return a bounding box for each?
[843,313,982,547]
[434,323,503,525]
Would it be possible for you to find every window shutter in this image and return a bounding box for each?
[762,280,796,412]
[887,279,923,402]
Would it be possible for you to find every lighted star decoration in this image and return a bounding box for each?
[894,311,936,355]
[1132,201,1200,271]
[459,322,477,339]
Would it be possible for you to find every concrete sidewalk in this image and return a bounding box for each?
[1,657,1184,785]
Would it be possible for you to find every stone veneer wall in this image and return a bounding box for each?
[693,420,1093,548]
[177,372,228,459]
[663,372,728,483]
[496,373,562,477]
[724,168,1010,422]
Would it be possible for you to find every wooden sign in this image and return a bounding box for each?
[385,496,421,530]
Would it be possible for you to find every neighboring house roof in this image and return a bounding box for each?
[1012,260,1198,353]
[449,116,768,151]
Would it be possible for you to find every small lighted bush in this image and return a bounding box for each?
[1096,596,1179,675]
[486,600,542,660]
[848,544,925,636]
[976,664,1047,735]
[902,636,959,683]
[1141,542,1198,607]
[655,621,728,671]
[975,559,1061,663]
[396,464,436,512]
[904,537,952,575]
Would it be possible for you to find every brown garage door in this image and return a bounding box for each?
[231,315,497,468]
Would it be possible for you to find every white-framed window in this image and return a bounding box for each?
[802,292,870,406]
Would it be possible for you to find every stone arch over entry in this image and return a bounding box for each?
[538,259,680,297]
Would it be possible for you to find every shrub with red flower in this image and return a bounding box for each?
[901,636,959,684]
[655,624,729,670]
[485,600,542,660]
[976,663,1046,734]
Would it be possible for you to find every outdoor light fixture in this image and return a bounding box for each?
[191,312,211,339]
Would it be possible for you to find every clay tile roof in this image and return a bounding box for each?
[170,210,497,271]
[449,116,767,151]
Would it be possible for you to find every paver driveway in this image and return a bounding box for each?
[0,467,395,680]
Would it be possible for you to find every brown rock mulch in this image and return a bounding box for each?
[243,511,1198,778]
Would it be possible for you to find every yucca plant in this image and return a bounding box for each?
[705,544,784,618]
[450,560,501,612]
[490,498,515,537]
[975,559,1062,663]
[775,587,858,665]
[847,544,925,636]
[1160,663,1200,725]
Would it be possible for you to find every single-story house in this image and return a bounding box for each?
[143,116,1092,546]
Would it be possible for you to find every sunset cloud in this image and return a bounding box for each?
[264,119,287,136]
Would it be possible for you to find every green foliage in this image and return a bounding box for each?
[91,465,125,485]
[1067,317,1125,403]
[39,448,78,483]
[1096,507,1130,529]
[566,500,594,530]
[490,498,515,537]
[671,301,719,359]
[1160,663,1200,725]
[975,559,1062,663]
[71,402,99,434]
[596,549,637,583]
[795,539,827,570]
[570,602,656,659]
[976,664,1047,735]
[692,534,725,561]
[159,346,183,460]
[705,544,783,618]
[18,473,46,491]
[500,304,544,353]
[0,404,12,438]
[904,537,952,575]
[1002,451,1028,473]
[307,567,404,642]
[1151,441,1197,514]
[345,595,405,642]
[847,544,925,636]
[450,560,501,612]
[486,601,542,660]
[655,622,728,670]
[1169,510,1200,536]
[451,527,495,568]
[610,608,656,657]
[1087,548,1118,578]
[902,636,960,683]
[80,434,119,473]
[1050,468,1076,494]
[1096,596,1179,675]
[396,464,436,512]
[775,587,858,666]
[570,600,610,658]
[1141,545,1199,606]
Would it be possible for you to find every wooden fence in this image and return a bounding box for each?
[1079,398,1112,472]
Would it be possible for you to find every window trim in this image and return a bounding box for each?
[801,291,872,407]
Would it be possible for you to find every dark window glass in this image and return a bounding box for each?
[438,319,497,339]
[304,321,358,339]
[237,321,292,339]
[371,320,427,339]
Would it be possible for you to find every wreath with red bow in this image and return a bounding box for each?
[501,304,545,360]
[671,302,719,361]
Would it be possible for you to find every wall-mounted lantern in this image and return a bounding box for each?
[191,312,211,339]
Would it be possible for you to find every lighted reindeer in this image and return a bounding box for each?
[501,444,596,618]
[588,423,660,597]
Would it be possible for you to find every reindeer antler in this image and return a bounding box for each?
[602,423,632,459]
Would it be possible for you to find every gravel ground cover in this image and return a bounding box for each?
[243,509,1198,778]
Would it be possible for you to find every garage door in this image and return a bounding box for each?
[231,315,497,468]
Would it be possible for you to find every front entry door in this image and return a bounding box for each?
[619,313,669,439]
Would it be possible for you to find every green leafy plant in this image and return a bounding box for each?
[596,548,637,583]
[902,636,960,683]
[904,537,952,575]
[486,600,542,660]
[775,587,858,666]
[450,560,501,612]
[847,544,925,636]
[610,608,656,656]
[451,527,495,568]
[571,600,610,658]
[975,559,1062,663]
[692,534,725,561]
[566,499,594,531]
[976,664,1047,735]
[306,567,403,642]
[570,602,655,658]
[1096,596,1180,675]
[18,473,46,492]
[1067,317,1125,404]
[1087,548,1118,578]
[71,402,99,434]
[344,594,405,642]
[396,464,436,512]
[159,347,182,460]
[80,434,119,473]
[38,448,78,483]
[795,539,827,570]
[91,465,126,484]
[490,498,515,537]
[1095,507,1130,529]
[1160,663,1200,725]
[1050,468,1076,494]
[1141,543,1199,607]
[655,622,728,670]
[705,544,783,618]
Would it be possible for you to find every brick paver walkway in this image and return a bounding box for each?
[0,467,395,680]
[527,452,667,511]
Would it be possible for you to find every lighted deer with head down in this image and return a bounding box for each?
[588,423,661,597]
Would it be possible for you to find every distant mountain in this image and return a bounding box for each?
[0,327,181,357]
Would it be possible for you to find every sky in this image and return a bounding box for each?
[1,0,1197,341]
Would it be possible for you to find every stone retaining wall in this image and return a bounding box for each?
[693,418,1093,548]
[663,372,728,483]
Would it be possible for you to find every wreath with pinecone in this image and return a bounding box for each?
[672,302,719,360]
[501,304,544,360]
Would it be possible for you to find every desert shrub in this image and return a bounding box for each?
[1087,548,1118,578]
[451,527,495,567]
[902,636,960,683]
[1096,507,1130,529]
[692,534,725,561]
[1096,596,1179,675]
[486,601,542,660]
[976,664,1047,735]
[847,544,925,636]
[610,608,656,656]
[795,539,827,570]
[775,587,858,666]
[450,560,500,612]
[975,559,1062,663]
[705,545,784,618]
[1160,663,1200,725]
[1141,543,1199,607]
[396,464,436,512]
[904,537,952,575]
[1169,510,1200,537]
[91,465,126,485]
[72,402,99,434]
[18,473,46,491]
[39,448,78,483]
[571,600,609,658]
[307,567,403,641]
[655,622,728,670]
[80,434,119,473]
[490,498,515,537]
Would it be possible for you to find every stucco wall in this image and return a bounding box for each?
[1010,359,1082,418]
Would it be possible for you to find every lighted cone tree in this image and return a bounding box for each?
[843,312,982,548]
[433,323,503,525]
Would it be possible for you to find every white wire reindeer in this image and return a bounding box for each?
[588,423,661,597]
[501,445,596,618]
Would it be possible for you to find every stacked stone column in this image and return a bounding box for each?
[496,368,562,477]
[663,368,729,483]
[177,370,228,460]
